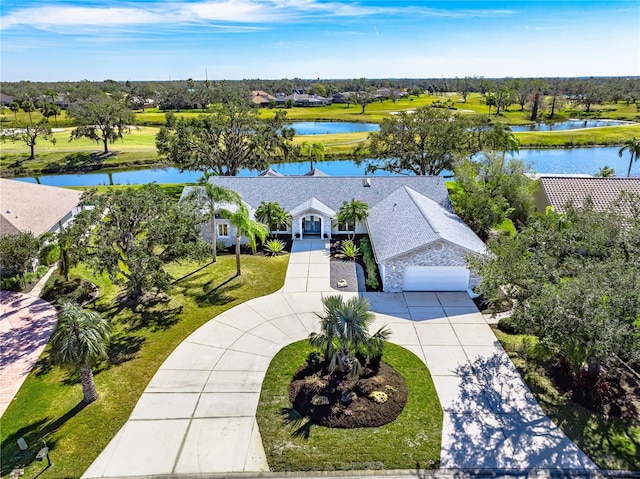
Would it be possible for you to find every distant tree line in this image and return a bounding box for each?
[2,76,640,115]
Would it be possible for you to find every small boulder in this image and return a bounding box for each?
[311,394,330,406]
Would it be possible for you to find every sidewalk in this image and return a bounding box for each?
[0,290,58,417]
[83,240,596,478]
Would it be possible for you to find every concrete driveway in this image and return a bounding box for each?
[83,239,596,478]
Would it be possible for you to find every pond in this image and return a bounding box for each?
[510,119,632,132]
[13,146,638,187]
[288,122,380,135]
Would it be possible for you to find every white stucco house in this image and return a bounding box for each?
[181,170,485,293]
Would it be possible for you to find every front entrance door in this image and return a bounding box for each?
[303,215,321,235]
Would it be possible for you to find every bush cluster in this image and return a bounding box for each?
[359,237,380,289]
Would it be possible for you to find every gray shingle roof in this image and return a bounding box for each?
[206,176,452,213]
[258,168,283,177]
[303,168,328,177]
[368,186,485,262]
[540,177,640,214]
[290,198,336,217]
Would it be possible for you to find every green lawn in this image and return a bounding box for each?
[257,340,443,471]
[514,124,640,147]
[0,253,289,479]
[495,329,640,470]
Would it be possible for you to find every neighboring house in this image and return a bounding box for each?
[1,93,15,107]
[251,90,276,107]
[0,179,83,237]
[536,176,640,214]
[182,173,485,292]
[275,93,332,107]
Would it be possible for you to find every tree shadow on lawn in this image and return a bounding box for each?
[195,276,241,307]
[104,332,146,367]
[98,292,182,333]
[0,401,86,476]
[42,152,113,173]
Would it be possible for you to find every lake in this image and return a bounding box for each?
[289,122,380,135]
[289,120,632,135]
[510,119,632,132]
[13,146,638,187]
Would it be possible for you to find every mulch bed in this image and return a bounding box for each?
[289,360,408,428]
[547,361,640,421]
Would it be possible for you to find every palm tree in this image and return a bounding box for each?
[186,173,241,262]
[255,201,291,238]
[301,141,325,170]
[618,137,640,177]
[337,198,369,240]
[221,203,268,276]
[49,301,111,404]
[309,295,390,378]
[9,101,20,121]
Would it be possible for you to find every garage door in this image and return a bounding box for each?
[402,266,469,291]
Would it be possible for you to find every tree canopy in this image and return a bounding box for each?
[1,120,55,160]
[0,232,41,287]
[156,102,295,176]
[78,184,210,298]
[365,107,485,176]
[451,152,535,240]
[68,96,135,154]
[469,199,640,380]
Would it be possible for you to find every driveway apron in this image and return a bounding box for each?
[83,240,596,478]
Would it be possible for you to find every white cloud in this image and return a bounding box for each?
[1,0,514,30]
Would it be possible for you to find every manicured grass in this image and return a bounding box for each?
[256,340,442,471]
[515,124,640,148]
[0,253,289,479]
[495,329,640,470]
[0,126,160,153]
[67,183,189,201]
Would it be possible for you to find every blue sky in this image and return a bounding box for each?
[1,0,638,81]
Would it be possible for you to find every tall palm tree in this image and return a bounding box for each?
[255,201,291,238]
[618,137,640,177]
[186,173,241,262]
[221,204,268,276]
[49,301,111,404]
[301,141,325,170]
[309,295,390,378]
[337,198,369,240]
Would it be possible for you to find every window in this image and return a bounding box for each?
[218,223,229,237]
[338,221,355,232]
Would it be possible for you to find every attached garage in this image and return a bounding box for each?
[402,266,470,291]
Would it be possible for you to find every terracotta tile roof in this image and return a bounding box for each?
[0,179,82,237]
[539,177,640,214]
